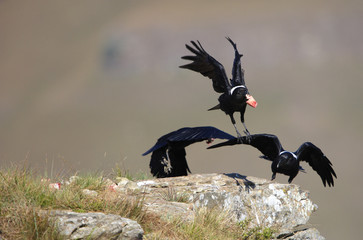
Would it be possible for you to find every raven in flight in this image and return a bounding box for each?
[142,126,234,178]
[180,37,257,138]
[208,134,337,187]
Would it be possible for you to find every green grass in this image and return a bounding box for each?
[0,166,275,240]
[0,167,145,239]
[164,208,275,240]
[159,187,190,203]
[112,163,151,181]
[0,167,62,239]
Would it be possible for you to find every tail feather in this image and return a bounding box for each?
[208,104,220,111]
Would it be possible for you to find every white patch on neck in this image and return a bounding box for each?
[279,150,297,159]
[230,85,246,95]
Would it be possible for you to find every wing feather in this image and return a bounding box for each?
[295,142,337,187]
[248,134,283,160]
[143,126,234,155]
[144,126,235,178]
[226,37,246,87]
[208,133,283,161]
[180,40,231,93]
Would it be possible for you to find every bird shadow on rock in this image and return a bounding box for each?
[223,173,256,191]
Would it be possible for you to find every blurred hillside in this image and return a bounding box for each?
[0,1,362,239]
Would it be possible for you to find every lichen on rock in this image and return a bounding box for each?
[132,173,323,239]
[46,173,325,239]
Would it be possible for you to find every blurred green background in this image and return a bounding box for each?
[1,0,362,239]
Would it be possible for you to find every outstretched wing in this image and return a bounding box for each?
[180,40,231,93]
[142,126,234,156]
[167,126,235,144]
[144,126,234,178]
[295,142,337,187]
[208,133,283,161]
[248,134,284,160]
[226,37,246,87]
[142,130,177,156]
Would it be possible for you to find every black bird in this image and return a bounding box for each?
[142,126,234,178]
[180,37,257,138]
[208,134,337,187]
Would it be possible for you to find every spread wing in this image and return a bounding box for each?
[167,126,235,144]
[180,40,231,93]
[295,142,337,187]
[208,133,283,161]
[142,130,177,156]
[247,134,283,160]
[144,126,234,178]
[226,37,246,87]
[142,126,235,156]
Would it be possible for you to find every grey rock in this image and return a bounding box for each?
[290,228,325,240]
[277,227,325,240]
[128,173,324,239]
[48,210,143,240]
[50,173,326,239]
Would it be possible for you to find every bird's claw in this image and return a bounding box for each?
[243,130,251,143]
[235,131,243,143]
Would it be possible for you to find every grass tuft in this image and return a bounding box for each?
[0,166,275,239]
[166,208,275,240]
[159,187,190,203]
[0,167,146,239]
[66,173,106,191]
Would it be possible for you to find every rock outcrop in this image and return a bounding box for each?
[115,173,325,239]
[47,210,143,240]
[47,173,325,239]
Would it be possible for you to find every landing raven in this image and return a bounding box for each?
[208,134,337,187]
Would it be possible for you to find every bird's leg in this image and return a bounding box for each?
[230,114,243,142]
[164,149,172,174]
[233,123,243,139]
[240,111,251,142]
[242,122,251,143]
[242,122,250,136]
[271,172,276,181]
[288,173,297,184]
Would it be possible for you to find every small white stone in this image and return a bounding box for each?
[136,180,155,187]
[117,177,131,187]
[82,189,98,197]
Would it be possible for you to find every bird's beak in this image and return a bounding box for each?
[246,94,257,108]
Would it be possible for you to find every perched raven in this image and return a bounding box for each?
[180,37,257,138]
[142,126,234,178]
[208,134,337,187]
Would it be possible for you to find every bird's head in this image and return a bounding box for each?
[276,151,298,170]
[246,94,257,108]
[230,86,257,108]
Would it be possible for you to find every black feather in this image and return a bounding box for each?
[143,126,234,178]
[208,133,337,187]
[180,38,257,138]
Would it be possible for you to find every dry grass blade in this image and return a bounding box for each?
[159,187,190,203]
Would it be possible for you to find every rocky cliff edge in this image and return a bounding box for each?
[48,173,325,239]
